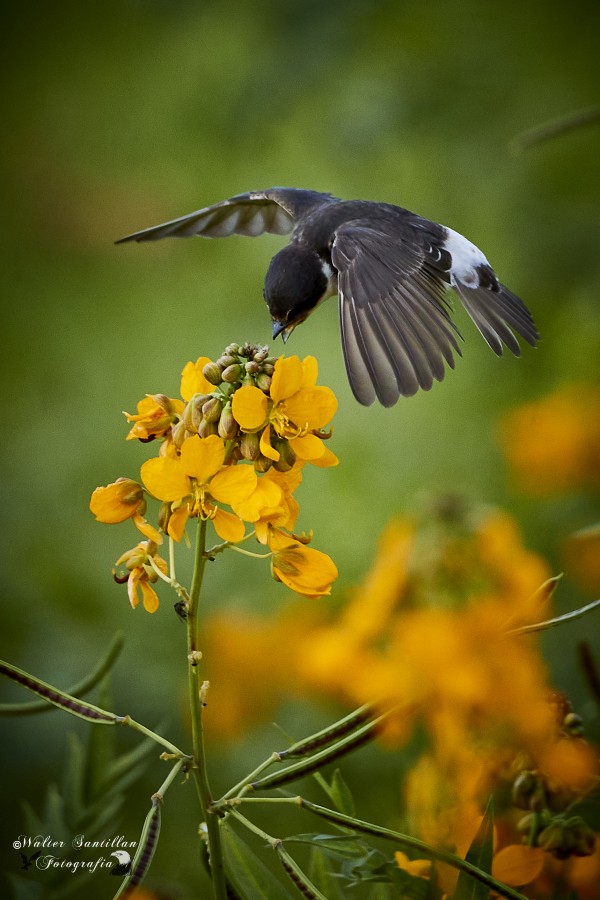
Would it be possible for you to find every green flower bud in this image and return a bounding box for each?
[202,397,223,423]
[254,453,273,473]
[217,354,237,368]
[511,771,538,810]
[218,405,238,440]
[563,712,585,737]
[221,363,243,383]
[254,347,268,362]
[273,439,296,472]
[202,362,223,385]
[256,372,272,392]
[262,363,275,375]
[570,819,596,857]
[198,419,219,438]
[245,360,260,374]
[240,431,261,461]
[157,502,172,534]
[171,419,188,448]
[225,342,240,355]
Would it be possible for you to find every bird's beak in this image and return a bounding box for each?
[271,321,294,343]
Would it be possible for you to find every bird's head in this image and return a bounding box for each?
[111,851,131,864]
[264,245,332,343]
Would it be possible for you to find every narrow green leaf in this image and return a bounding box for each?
[308,846,344,899]
[454,797,494,900]
[327,769,356,817]
[284,833,367,861]
[220,822,294,900]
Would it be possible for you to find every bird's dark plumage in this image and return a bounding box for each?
[117,188,538,407]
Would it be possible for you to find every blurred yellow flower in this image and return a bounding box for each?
[231,355,338,465]
[499,385,600,495]
[114,540,167,613]
[141,433,256,542]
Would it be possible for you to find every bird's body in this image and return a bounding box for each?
[117,188,538,406]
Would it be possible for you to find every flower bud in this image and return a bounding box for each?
[570,819,596,856]
[198,419,219,438]
[273,439,296,472]
[202,397,223,423]
[221,363,243,383]
[218,405,238,440]
[245,360,260,374]
[171,419,188,448]
[217,354,237,368]
[563,712,585,737]
[511,770,539,810]
[262,363,275,375]
[158,502,172,534]
[537,822,565,853]
[254,453,273,473]
[225,342,240,355]
[240,431,260,461]
[254,346,268,362]
[256,372,272,392]
[202,362,223,385]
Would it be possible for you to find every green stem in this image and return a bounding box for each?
[187,517,227,900]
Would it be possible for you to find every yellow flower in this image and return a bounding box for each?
[140,434,256,542]
[89,478,162,543]
[114,540,168,613]
[269,527,338,599]
[180,356,214,401]
[498,384,600,495]
[231,355,338,465]
[124,394,185,442]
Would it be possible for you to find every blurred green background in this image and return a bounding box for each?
[1,1,599,897]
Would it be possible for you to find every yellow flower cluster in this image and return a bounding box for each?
[90,344,338,610]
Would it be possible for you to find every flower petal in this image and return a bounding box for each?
[180,434,226,483]
[232,477,283,523]
[271,355,302,404]
[308,446,339,468]
[492,845,545,887]
[231,385,268,431]
[133,513,163,544]
[141,457,190,502]
[283,386,338,430]
[180,357,214,401]
[140,580,160,613]
[168,504,190,542]
[209,464,257,505]
[212,507,246,543]
[290,433,326,461]
[272,543,338,598]
[300,355,318,388]
[259,426,280,461]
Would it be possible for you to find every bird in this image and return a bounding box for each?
[117,188,538,407]
[19,850,41,871]
[110,850,132,876]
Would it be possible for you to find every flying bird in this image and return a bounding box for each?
[117,188,538,407]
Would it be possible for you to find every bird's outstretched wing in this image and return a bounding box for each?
[116,188,333,243]
[332,223,463,406]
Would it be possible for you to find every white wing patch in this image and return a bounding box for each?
[443,227,489,288]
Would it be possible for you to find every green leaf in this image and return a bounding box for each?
[221,822,294,900]
[454,797,494,900]
[308,846,344,899]
[284,832,368,861]
[327,769,356,817]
